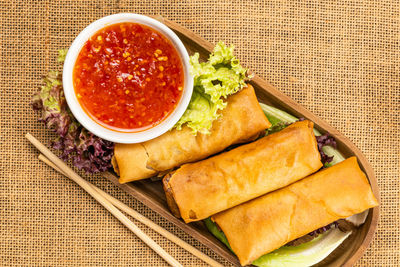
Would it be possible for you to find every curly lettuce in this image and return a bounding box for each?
[174,41,250,134]
[32,50,114,173]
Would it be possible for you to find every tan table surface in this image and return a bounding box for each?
[1,1,399,266]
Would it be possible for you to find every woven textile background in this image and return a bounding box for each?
[1,0,399,266]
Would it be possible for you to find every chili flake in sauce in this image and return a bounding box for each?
[73,22,184,131]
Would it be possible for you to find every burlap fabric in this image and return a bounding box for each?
[1,1,398,266]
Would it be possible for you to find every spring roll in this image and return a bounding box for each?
[113,84,271,183]
[212,157,379,266]
[163,120,323,223]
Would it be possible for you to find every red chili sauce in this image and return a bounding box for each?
[73,22,184,131]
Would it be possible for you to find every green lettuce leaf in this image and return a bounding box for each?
[204,218,232,251]
[252,229,351,267]
[57,49,68,62]
[175,41,249,134]
[174,87,225,134]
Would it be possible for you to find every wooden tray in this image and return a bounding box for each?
[103,16,380,267]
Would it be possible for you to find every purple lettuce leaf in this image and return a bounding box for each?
[299,117,337,166]
[286,222,338,246]
[32,51,114,173]
[267,117,337,167]
[316,133,337,166]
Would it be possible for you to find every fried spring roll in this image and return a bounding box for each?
[163,120,323,223]
[212,157,379,266]
[113,84,271,183]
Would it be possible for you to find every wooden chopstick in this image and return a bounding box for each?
[25,133,182,267]
[37,154,223,267]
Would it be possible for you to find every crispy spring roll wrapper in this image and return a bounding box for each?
[113,84,271,183]
[163,120,323,223]
[212,157,379,266]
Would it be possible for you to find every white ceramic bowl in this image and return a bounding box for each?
[63,13,193,143]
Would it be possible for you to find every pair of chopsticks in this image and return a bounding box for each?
[25,133,222,267]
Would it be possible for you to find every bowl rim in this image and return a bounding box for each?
[63,13,193,143]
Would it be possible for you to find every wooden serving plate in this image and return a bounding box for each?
[103,16,380,267]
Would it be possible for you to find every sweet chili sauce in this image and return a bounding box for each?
[73,22,184,131]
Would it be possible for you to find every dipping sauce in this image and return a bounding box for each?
[73,22,184,131]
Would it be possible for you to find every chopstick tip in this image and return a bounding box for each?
[25,133,33,139]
